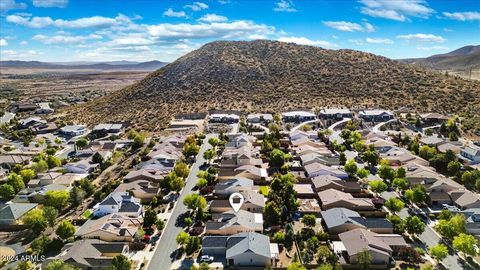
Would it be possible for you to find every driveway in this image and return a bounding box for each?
[146,135,214,270]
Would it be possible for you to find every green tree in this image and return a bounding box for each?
[33,159,49,173]
[392,178,409,191]
[339,152,346,166]
[7,173,25,193]
[183,142,200,157]
[183,194,207,211]
[174,161,190,178]
[429,244,448,262]
[302,214,316,227]
[264,201,281,225]
[343,159,357,176]
[356,249,372,270]
[317,264,333,270]
[15,261,35,270]
[176,231,190,246]
[369,180,387,194]
[447,161,461,176]
[208,137,220,147]
[44,260,79,270]
[362,147,379,167]
[112,254,132,270]
[419,145,437,160]
[356,168,369,178]
[384,197,405,213]
[22,209,48,234]
[0,184,15,199]
[75,138,88,149]
[272,231,285,243]
[287,262,307,270]
[405,216,425,236]
[44,190,70,210]
[43,206,58,227]
[143,208,157,228]
[46,155,62,168]
[404,186,427,205]
[203,149,216,162]
[92,152,104,164]
[435,214,466,240]
[270,149,287,167]
[378,164,395,181]
[19,169,35,182]
[156,219,165,231]
[452,233,478,256]
[69,186,86,206]
[196,178,208,188]
[396,167,406,178]
[56,220,75,240]
[30,234,51,255]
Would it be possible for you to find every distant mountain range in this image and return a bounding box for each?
[0,60,168,71]
[401,45,480,71]
[62,40,480,132]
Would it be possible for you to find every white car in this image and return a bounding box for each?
[199,255,214,262]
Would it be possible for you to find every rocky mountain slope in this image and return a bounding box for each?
[62,40,480,131]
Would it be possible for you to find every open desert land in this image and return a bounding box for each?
[0,68,149,103]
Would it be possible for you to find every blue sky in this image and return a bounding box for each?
[0,0,479,62]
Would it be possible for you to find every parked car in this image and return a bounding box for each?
[200,255,214,262]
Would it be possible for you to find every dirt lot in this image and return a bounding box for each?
[0,68,148,103]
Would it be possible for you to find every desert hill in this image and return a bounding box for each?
[401,45,480,77]
[0,60,168,71]
[62,40,480,131]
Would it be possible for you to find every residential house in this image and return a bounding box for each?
[312,175,361,193]
[0,154,32,168]
[322,208,393,235]
[365,138,396,153]
[66,159,99,174]
[459,145,480,164]
[42,239,130,270]
[449,190,480,209]
[247,114,273,124]
[359,110,394,122]
[304,162,348,179]
[380,147,429,167]
[297,198,321,214]
[60,125,88,137]
[318,189,375,211]
[282,111,316,122]
[114,180,160,203]
[319,108,353,120]
[294,184,316,198]
[214,177,255,196]
[300,153,340,167]
[419,136,445,147]
[460,209,480,235]
[210,191,265,213]
[202,232,276,267]
[93,192,143,217]
[208,113,240,123]
[0,203,38,226]
[218,165,267,183]
[19,117,46,129]
[36,102,54,114]
[75,213,142,242]
[420,113,449,124]
[92,123,123,134]
[336,228,407,265]
[206,210,263,235]
[123,168,167,183]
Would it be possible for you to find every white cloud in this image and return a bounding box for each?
[6,14,131,29]
[397,33,446,43]
[323,21,375,32]
[163,8,187,18]
[184,2,208,11]
[274,0,297,12]
[198,14,228,23]
[1,49,42,60]
[365,37,394,44]
[417,46,449,51]
[20,40,28,45]
[278,36,337,48]
[33,33,102,44]
[0,39,8,46]
[32,0,68,8]
[359,0,434,21]
[0,0,26,11]
[443,11,480,21]
[147,20,275,40]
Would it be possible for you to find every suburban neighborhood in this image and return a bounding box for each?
[0,106,479,270]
